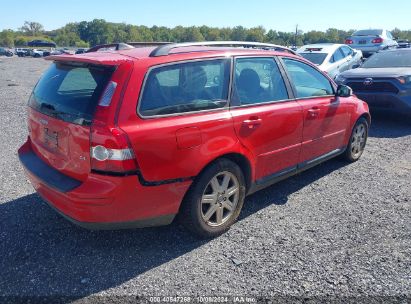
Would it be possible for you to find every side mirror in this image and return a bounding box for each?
[336,84,353,97]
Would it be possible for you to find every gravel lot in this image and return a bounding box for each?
[0,56,410,303]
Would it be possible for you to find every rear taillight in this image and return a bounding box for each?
[89,61,136,174]
[345,39,353,45]
[90,123,138,174]
[372,37,384,44]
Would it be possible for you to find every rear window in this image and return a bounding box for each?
[139,59,230,117]
[29,62,114,125]
[300,53,327,65]
[362,50,411,68]
[353,30,383,36]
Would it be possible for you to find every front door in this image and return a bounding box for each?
[281,58,350,163]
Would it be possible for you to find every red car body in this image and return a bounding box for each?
[18,44,370,229]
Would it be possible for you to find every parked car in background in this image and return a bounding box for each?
[397,39,410,49]
[75,48,88,54]
[336,48,411,115]
[50,48,73,55]
[0,47,13,57]
[31,49,45,58]
[27,40,56,48]
[15,48,31,57]
[297,43,363,79]
[345,29,398,57]
[18,41,370,237]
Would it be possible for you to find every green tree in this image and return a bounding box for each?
[0,30,14,47]
[246,26,266,42]
[181,26,204,42]
[231,26,247,41]
[20,21,44,36]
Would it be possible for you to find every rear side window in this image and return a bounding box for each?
[139,59,230,117]
[330,48,345,63]
[282,59,334,98]
[29,62,113,125]
[341,46,353,57]
[232,57,288,106]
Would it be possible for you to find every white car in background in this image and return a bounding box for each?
[297,43,363,79]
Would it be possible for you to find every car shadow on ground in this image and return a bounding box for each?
[368,112,411,138]
[0,158,347,301]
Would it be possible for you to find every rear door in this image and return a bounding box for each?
[27,61,115,181]
[328,47,346,78]
[120,58,238,182]
[229,57,303,182]
[280,58,350,163]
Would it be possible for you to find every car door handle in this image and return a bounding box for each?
[243,117,262,129]
[308,107,320,118]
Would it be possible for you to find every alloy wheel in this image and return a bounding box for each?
[200,171,240,227]
[351,123,366,158]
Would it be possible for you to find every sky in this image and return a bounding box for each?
[0,0,410,33]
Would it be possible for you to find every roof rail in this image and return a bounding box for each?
[149,41,297,57]
[127,41,172,48]
[86,43,135,53]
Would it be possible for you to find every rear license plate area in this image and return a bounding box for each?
[43,128,59,149]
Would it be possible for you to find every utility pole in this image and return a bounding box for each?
[294,24,298,48]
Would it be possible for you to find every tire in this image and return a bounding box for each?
[179,158,246,238]
[342,117,368,162]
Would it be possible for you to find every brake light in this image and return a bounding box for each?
[345,39,353,45]
[89,61,137,174]
[372,37,384,44]
[90,122,138,174]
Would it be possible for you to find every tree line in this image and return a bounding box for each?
[1,19,411,48]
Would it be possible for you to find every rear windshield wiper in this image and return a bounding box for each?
[39,102,91,125]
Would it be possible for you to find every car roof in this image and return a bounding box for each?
[47,46,301,66]
[297,43,345,53]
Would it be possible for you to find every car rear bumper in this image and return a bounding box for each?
[18,138,192,229]
[350,45,383,55]
[355,92,411,113]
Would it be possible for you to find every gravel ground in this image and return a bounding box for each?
[0,56,410,303]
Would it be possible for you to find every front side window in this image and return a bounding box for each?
[282,58,334,98]
[231,57,288,106]
[139,59,230,116]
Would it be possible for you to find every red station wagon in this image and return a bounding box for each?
[18,41,370,237]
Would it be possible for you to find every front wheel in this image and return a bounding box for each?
[179,159,246,238]
[342,117,369,162]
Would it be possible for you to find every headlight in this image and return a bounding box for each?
[397,76,411,84]
[335,74,347,84]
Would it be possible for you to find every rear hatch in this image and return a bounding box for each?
[28,61,115,181]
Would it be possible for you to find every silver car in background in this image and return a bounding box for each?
[297,43,363,79]
[345,29,398,57]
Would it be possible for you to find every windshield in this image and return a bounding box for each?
[353,30,383,36]
[362,51,411,68]
[29,62,114,125]
[300,53,328,65]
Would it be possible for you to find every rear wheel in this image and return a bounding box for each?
[342,117,368,162]
[179,159,246,238]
